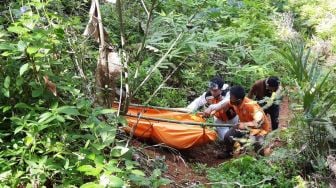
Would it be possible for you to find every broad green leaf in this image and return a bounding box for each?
[131,169,145,176]
[55,115,65,122]
[77,165,102,176]
[77,165,95,172]
[98,126,116,145]
[32,87,43,97]
[19,63,29,76]
[57,106,80,116]
[38,112,53,123]
[27,46,39,55]
[99,175,124,187]
[7,26,29,34]
[0,170,11,181]
[109,175,124,187]
[17,41,27,52]
[2,88,10,98]
[4,76,10,88]
[2,106,11,113]
[0,43,15,50]
[111,146,129,157]
[80,182,104,188]
[1,51,12,56]
[15,103,31,109]
[14,126,24,134]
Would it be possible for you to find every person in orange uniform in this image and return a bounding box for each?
[204,85,271,158]
[186,77,238,140]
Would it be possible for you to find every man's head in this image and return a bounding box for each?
[266,76,280,92]
[229,85,245,106]
[208,77,224,98]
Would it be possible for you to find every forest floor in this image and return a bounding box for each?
[131,97,291,187]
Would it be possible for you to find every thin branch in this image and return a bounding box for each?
[116,0,130,114]
[8,5,14,23]
[136,0,157,57]
[133,32,184,95]
[145,58,186,104]
[140,0,149,17]
[125,112,142,148]
[117,67,123,116]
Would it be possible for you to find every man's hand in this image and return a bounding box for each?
[237,123,246,130]
[203,107,213,118]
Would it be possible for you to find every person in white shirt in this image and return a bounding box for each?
[186,77,239,140]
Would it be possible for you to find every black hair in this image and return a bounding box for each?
[210,76,224,89]
[230,85,245,100]
[267,76,280,88]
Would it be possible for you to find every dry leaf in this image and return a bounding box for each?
[43,76,57,96]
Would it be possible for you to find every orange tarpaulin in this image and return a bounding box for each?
[124,105,217,149]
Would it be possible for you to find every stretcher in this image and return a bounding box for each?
[123,105,218,149]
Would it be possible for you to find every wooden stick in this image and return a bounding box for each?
[125,114,234,127]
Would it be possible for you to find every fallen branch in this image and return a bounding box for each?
[199,177,274,188]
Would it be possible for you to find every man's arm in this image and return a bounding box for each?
[238,110,264,129]
[262,85,283,109]
[186,92,207,112]
[247,83,257,99]
[203,99,230,117]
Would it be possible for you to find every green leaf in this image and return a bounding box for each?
[15,103,31,110]
[56,106,80,116]
[2,106,11,113]
[14,126,24,134]
[93,108,116,116]
[27,46,39,55]
[4,76,10,88]
[1,51,12,56]
[38,112,53,123]
[80,182,104,188]
[132,169,145,176]
[2,88,9,98]
[152,169,161,178]
[19,63,29,76]
[0,43,16,51]
[7,26,29,34]
[24,135,34,146]
[32,87,43,97]
[17,41,28,52]
[111,146,129,157]
[77,165,102,176]
[99,174,124,187]
[108,175,124,187]
[0,170,11,181]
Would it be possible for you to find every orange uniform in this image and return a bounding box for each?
[232,97,271,136]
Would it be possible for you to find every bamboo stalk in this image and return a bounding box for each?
[119,102,192,113]
[125,114,234,127]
